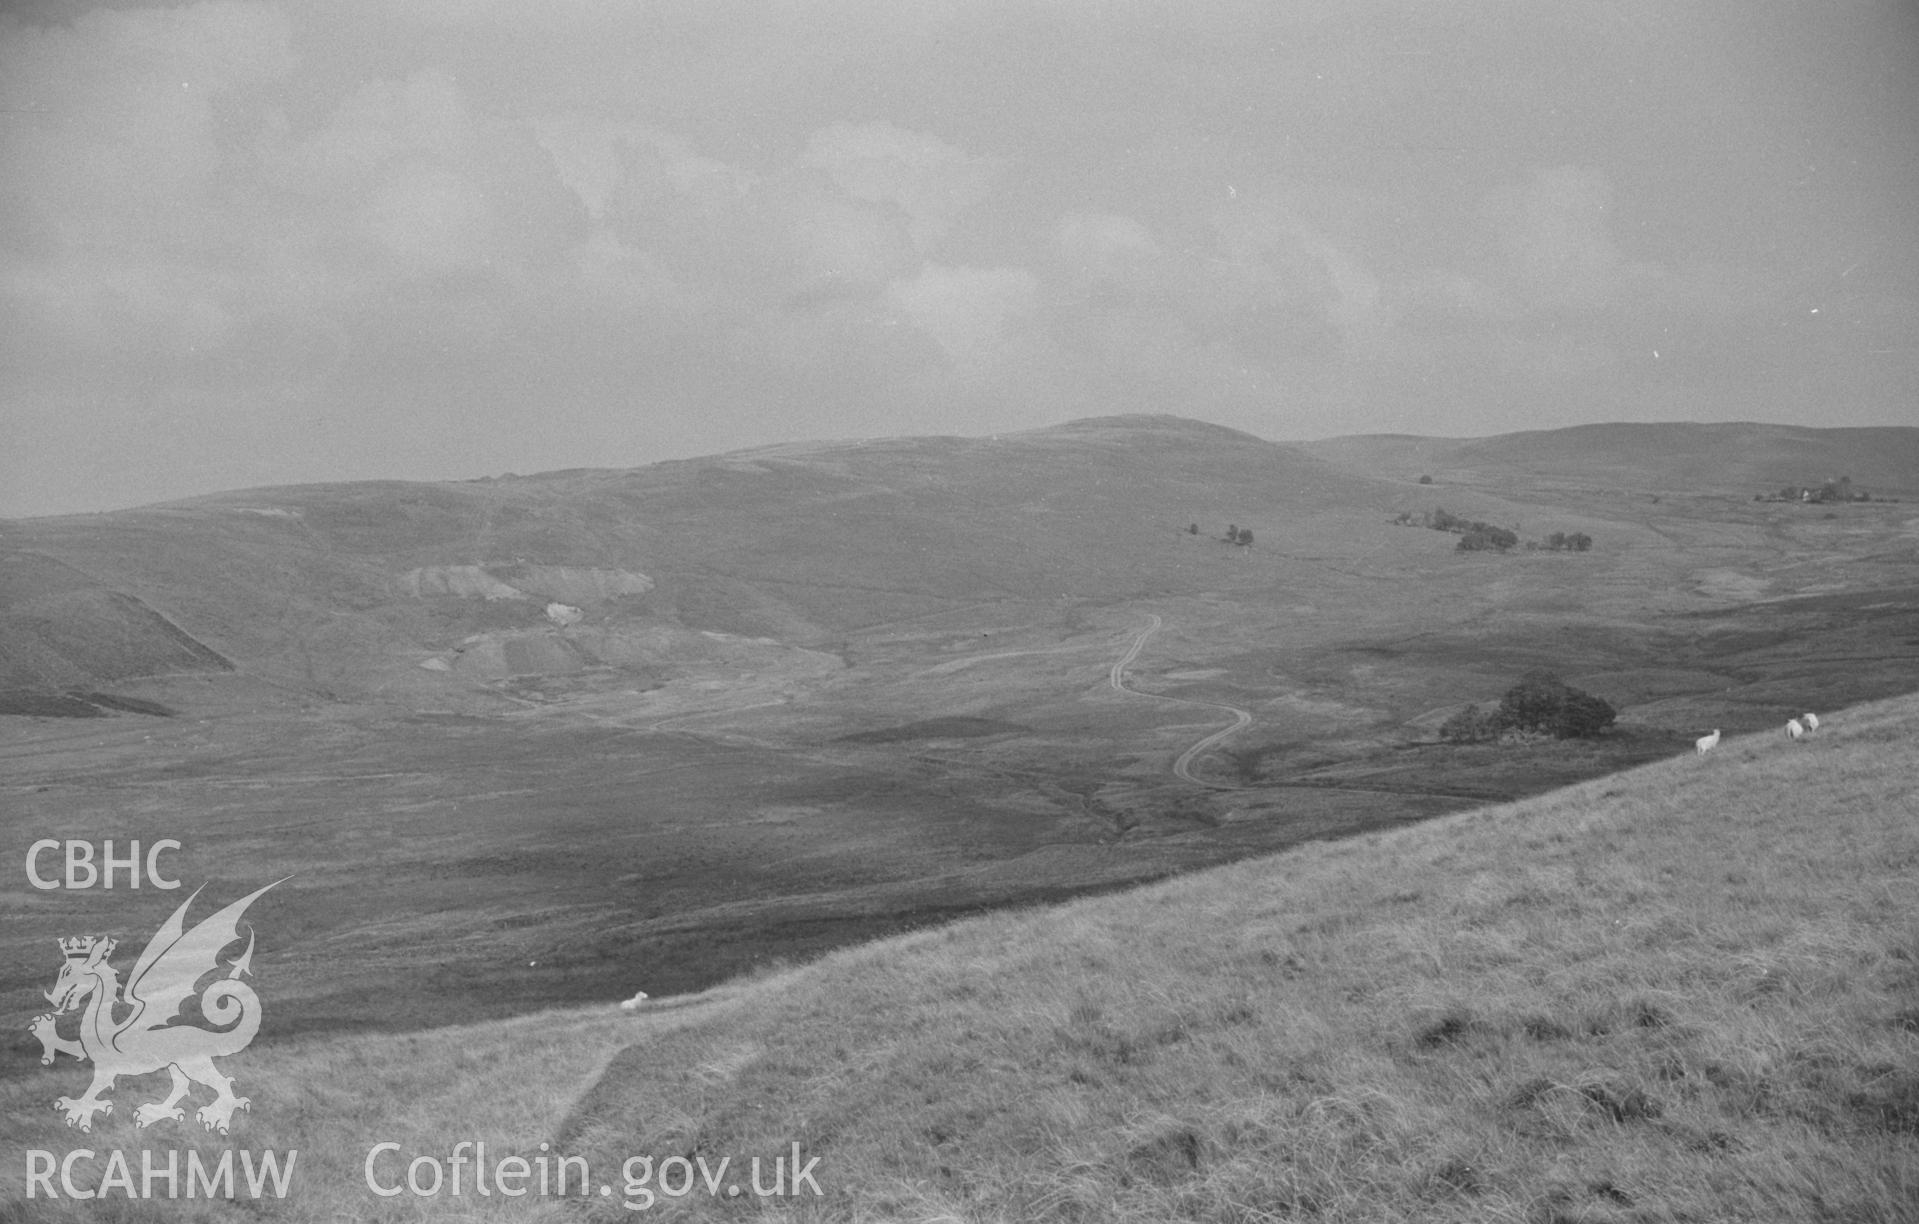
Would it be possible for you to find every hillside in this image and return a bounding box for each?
[5,694,1911,1221]
[0,414,1397,703]
[550,692,1918,1223]
[1301,421,1919,499]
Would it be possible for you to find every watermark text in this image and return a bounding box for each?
[26,1148,296,1200]
[364,1141,822,1211]
[26,839,181,889]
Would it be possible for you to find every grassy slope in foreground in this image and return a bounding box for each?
[562,696,1918,1223]
[1,698,1912,1222]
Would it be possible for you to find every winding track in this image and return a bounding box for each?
[1108,613,1254,788]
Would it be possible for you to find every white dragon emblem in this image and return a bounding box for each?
[30,880,282,1135]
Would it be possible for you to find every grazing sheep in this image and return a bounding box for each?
[1785,718,1804,741]
[1695,729,1721,755]
[619,991,649,1012]
[1803,712,1819,732]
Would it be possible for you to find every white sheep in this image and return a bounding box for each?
[1785,718,1804,741]
[1803,712,1819,732]
[619,990,650,1012]
[1695,729,1721,755]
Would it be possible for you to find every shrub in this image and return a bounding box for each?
[1456,526,1518,552]
[1439,703,1502,743]
[1418,474,1434,484]
[1542,531,1593,552]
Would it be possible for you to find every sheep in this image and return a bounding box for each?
[1785,718,1804,741]
[619,990,650,1012]
[1695,729,1721,755]
[1803,712,1819,732]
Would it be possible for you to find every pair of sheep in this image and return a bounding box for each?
[1785,711,1819,740]
[1695,711,1819,754]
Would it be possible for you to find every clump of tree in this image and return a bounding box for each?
[1389,506,1595,554]
[1425,507,1519,551]
[1222,524,1253,546]
[1456,524,1519,552]
[1439,670,1617,743]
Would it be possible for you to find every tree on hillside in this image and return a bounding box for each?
[1236,527,1254,546]
[1440,672,1617,743]
[1456,525,1517,552]
[1497,671,1615,738]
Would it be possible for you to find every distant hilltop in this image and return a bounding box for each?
[3,415,1914,707]
[1299,420,1919,498]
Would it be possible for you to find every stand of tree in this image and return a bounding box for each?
[1440,671,1617,742]
[1390,508,1594,554]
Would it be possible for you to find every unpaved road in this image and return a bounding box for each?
[1109,613,1254,788]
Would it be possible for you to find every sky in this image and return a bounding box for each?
[3,0,1916,517]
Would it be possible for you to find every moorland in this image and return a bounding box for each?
[3,682,1913,1221]
[4,414,1918,1054]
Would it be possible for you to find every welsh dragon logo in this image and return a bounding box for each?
[30,880,282,1135]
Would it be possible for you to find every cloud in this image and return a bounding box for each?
[888,263,1038,359]
[4,0,1915,515]
[1489,164,1626,308]
[778,183,920,306]
[0,3,292,239]
[535,116,756,223]
[804,120,1003,254]
[1484,163,1748,320]
[265,67,585,280]
[1056,211,1160,272]
[0,1,296,374]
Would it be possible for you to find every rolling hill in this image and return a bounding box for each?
[0,414,1407,706]
[5,414,1918,1059]
[6,415,1915,714]
[1300,420,1919,499]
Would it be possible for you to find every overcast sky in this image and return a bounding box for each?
[3,0,1916,516]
